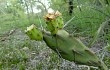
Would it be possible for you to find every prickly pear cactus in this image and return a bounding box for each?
[44,11,64,35]
[25,24,43,41]
[25,10,108,70]
[43,29,108,70]
[55,11,64,29]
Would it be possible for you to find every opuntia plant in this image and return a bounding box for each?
[25,24,43,41]
[44,11,64,35]
[25,11,108,70]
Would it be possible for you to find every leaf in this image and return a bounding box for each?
[88,19,110,47]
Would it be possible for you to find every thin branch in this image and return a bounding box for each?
[35,0,48,12]
[63,16,75,28]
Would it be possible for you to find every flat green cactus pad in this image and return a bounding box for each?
[25,24,43,41]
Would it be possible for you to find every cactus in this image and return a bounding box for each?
[25,24,43,41]
[25,25,108,70]
[43,29,108,70]
[25,11,108,70]
[55,11,64,29]
[44,11,64,35]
